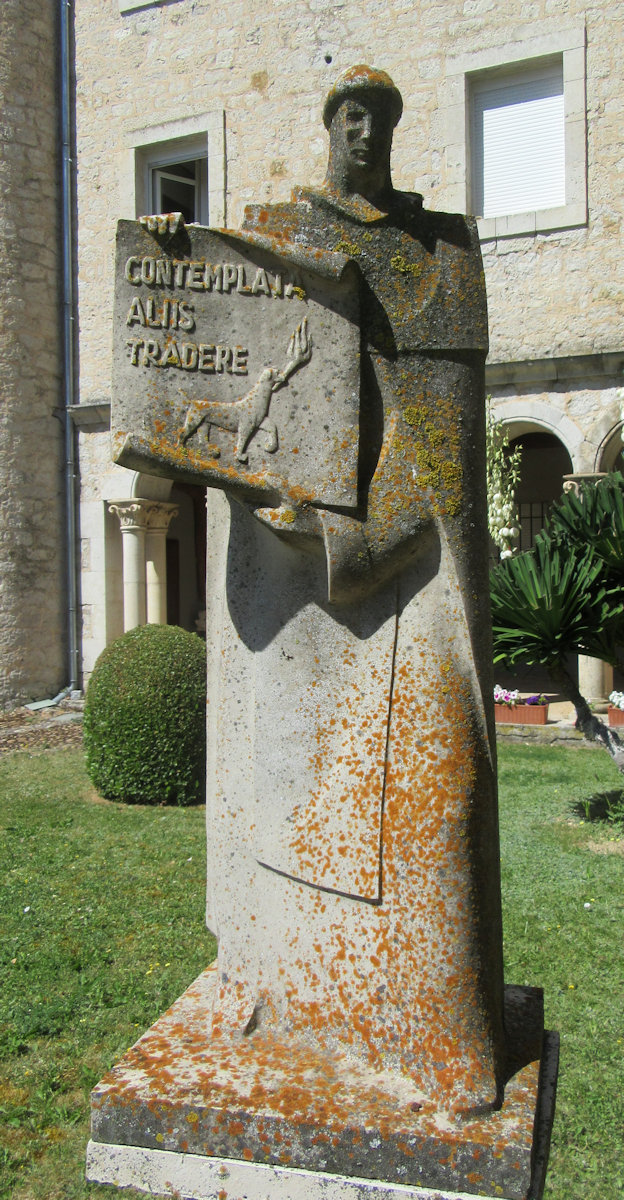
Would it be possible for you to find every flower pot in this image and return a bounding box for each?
[495,703,548,725]
[607,705,624,727]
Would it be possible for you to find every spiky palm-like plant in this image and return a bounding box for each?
[490,474,624,769]
[547,472,624,585]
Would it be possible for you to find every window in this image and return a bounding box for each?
[122,111,226,229]
[471,60,565,220]
[149,153,208,224]
[444,25,586,239]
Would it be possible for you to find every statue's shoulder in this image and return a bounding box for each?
[392,190,480,251]
[242,190,350,251]
[243,191,480,260]
[423,206,481,251]
[242,195,312,238]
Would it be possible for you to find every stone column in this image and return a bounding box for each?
[562,473,612,704]
[578,656,613,707]
[108,501,149,631]
[145,502,178,625]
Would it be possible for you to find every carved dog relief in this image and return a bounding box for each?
[179,317,312,463]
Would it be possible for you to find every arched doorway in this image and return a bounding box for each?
[510,430,573,550]
[104,474,207,646]
[597,423,624,475]
[596,428,624,695]
[495,426,575,696]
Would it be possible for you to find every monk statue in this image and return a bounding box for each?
[202,64,505,1117]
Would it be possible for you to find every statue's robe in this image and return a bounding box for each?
[204,186,505,1113]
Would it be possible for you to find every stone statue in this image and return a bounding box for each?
[203,64,505,1116]
[89,67,558,1200]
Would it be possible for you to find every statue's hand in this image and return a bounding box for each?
[139,212,185,238]
[273,317,312,387]
[287,317,312,369]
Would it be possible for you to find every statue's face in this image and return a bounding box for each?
[329,95,394,198]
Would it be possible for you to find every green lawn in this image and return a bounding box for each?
[0,749,215,1199]
[497,744,624,1199]
[0,743,622,1199]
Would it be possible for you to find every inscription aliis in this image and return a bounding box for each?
[123,256,300,374]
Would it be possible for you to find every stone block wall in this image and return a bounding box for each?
[488,361,624,474]
[73,0,623,397]
[71,0,623,680]
[0,0,66,706]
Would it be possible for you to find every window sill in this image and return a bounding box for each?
[119,0,182,12]
[477,201,587,241]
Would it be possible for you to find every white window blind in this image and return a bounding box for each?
[471,60,565,219]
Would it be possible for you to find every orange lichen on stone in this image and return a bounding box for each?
[90,967,544,1196]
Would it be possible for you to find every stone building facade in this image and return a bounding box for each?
[0,0,67,707]
[1,0,622,701]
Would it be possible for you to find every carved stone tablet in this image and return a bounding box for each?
[112,221,361,510]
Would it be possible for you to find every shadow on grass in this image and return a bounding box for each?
[571,789,624,824]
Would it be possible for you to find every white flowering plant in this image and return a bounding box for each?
[609,690,624,710]
[486,401,522,560]
[493,685,520,707]
[494,686,548,708]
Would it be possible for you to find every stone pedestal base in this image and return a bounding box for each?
[87,967,558,1200]
[85,1143,539,1200]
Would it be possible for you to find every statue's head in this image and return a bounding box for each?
[322,65,403,206]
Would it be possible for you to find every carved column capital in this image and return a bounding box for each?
[144,501,179,534]
[108,499,178,533]
[108,499,151,532]
[562,472,608,496]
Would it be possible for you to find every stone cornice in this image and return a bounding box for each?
[68,401,111,427]
[486,350,624,387]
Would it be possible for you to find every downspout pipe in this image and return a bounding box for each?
[60,0,80,691]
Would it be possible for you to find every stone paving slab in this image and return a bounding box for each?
[0,703,83,754]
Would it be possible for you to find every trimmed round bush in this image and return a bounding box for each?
[84,624,206,805]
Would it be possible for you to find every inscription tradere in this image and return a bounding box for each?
[125,338,249,374]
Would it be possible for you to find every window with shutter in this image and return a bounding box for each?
[444,26,587,239]
[471,60,565,219]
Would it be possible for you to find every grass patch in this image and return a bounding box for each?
[498,744,624,1199]
[0,748,215,1199]
[0,743,622,1198]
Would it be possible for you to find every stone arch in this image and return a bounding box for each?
[103,468,205,641]
[491,414,580,696]
[102,470,179,640]
[490,399,588,471]
[490,407,574,552]
[102,470,174,504]
[595,422,624,473]
[131,473,175,501]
